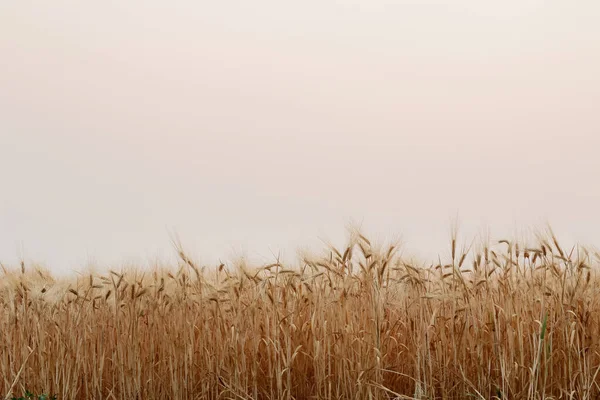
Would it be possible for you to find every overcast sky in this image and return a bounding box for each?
[1,1,599,272]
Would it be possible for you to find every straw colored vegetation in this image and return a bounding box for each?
[1,230,600,399]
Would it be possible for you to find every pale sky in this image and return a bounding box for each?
[1,1,599,272]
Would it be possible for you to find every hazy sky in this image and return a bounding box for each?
[1,1,599,272]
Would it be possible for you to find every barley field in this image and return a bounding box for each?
[2,231,600,400]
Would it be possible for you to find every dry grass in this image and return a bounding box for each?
[2,230,600,399]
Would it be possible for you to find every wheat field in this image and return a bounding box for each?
[1,231,600,400]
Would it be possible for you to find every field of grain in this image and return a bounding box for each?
[2,231,600,399]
